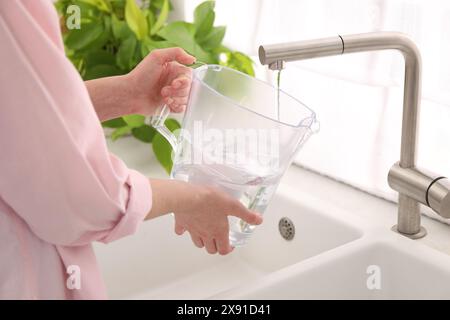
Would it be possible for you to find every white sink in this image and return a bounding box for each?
[94,185,363,299]
[98,138,450,300]
[213,234,450,299]
[93,171,450,300]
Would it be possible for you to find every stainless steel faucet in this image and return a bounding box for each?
[259,32,450,239]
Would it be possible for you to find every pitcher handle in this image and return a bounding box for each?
[149,104,178,150]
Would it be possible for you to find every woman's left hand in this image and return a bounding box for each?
[126,47,196,115]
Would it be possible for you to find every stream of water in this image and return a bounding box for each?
[276,69,281,121]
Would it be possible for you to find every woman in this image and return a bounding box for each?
[0,0,262,299]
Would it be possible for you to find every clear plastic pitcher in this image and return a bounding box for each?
[151,64,318,247]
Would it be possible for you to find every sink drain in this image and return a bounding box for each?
[279,217,295,241]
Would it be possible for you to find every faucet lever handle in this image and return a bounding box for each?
[427,178,450,219]
[388,163,450,219]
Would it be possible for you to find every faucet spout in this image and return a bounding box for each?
[259,32,449,239]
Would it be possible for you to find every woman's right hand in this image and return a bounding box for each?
[147,179,263,255]
[173,184,263,255]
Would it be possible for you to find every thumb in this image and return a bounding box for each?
[228,204,263,225]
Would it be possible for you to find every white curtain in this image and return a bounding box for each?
[181,0,450,223]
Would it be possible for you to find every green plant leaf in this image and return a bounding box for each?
[111,126,131,141]
[79,0,111,12]
[151,0,169,35]
[164,118,181,132]
[117,36,137,70]
[69,16,112,54]
[158,21,195,50]
[84,49,116,68]
[147,10,155,31]
[152,118,180,174]
[65,22,104,50]
[125,0,148,40]
[221,51,255,76]
[152,40,177,49]
[149,0,172,10]
[194,1,215,41]
[152,134,173,174]
[122,114,146,127]
[134,41,144,64]
[102,117,128,128]
[110,0,126,12]
[112,14,133,40]
[84,64,123,80]
[67,0,107,15]
[199,26,225,50]
[139,37,154,56]
[158,21,211,63]
[131,125,156,143]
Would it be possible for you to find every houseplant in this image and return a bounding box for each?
[55,0,254,173]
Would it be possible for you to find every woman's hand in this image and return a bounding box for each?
[173,185,263,255]
[127,47,196,115]
[85,47,195,121]
[147,179,263,255]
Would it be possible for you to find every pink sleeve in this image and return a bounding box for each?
[0,0,152,246]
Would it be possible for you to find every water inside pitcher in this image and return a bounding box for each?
[151,64,318,247]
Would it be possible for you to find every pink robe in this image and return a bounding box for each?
[0,0,152,299]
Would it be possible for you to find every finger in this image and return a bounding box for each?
[172,76,191,90]
[168,104,186,113]
[161,85,190,98]
[170,63,193,79]
[166,76,191,93]
[151,47,196,65]
[228,203,263,225]
[204,238,218,254]
[168,87,191,98]
[174,223,185,235]
[215,232,233,255]
[190,233,204,248]
[166,63,192,86]
[162,99,186,113]
[168,96,188,106]
[160,70,191,97]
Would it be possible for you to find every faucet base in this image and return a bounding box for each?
[391,225,427,239]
